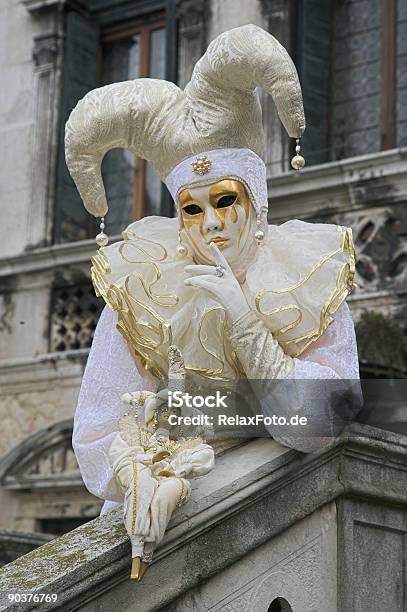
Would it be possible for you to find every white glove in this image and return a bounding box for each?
[184,242,250,325]
[170,444,215,478]
[122,389,169,432]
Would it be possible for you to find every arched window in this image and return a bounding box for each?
[268,597,293,612]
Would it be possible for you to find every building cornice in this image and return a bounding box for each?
[22,0,88,13]
[23,0,65,11]
[1,149,406,281]
[0,236,118,279]
[0,348,88,393]
[268,147,407,222]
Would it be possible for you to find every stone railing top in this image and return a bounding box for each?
[0,424,406,611]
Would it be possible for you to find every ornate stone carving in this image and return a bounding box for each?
[334,206,407,294]
[0,293,14,334]
[0,420,81,490]
[50,283,103,352]
[32,34,59,67]
[214,537,325,611]
[355,312,407,377]
[28,30,64,248]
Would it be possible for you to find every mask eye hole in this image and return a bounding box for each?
[183,204,202,215]
[217,195,237,208]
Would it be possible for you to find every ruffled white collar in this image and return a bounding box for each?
[92,216,355,381]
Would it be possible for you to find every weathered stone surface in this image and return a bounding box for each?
[0,425,406,611]
[0,0,47,258]
[0,354,84,458]
[338,498,407,612]
[0,530,54,567]
[163,503,338,612]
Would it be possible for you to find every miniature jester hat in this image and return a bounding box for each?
[65,24,305,219]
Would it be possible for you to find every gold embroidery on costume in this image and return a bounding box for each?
[254,225,356,357]
[253,303,303,338]
[91,219,356,379]
[119,238,178,308]
[176,478,185,508]
[131,462,137,535]
[228,309,295,380]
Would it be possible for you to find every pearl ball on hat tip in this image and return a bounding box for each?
[291,154,305,170]
[96,232,109,247]
[291,136,305,170]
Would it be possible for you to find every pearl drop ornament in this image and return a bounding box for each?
[96,232,109,247]
[176,244,187,258]
[291,155,305,170]
[254,229,265,243]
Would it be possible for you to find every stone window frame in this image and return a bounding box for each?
[24,0,179,248]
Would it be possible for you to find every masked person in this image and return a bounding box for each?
[66,25,361,576]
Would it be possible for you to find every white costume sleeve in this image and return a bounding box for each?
[269,301,362,452]
[288,302,360,380]
[228,302,362,453]
[72,306,158,502]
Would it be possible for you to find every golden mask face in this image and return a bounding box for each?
[178,179,252,265]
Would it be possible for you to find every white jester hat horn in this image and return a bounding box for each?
[65,24,305,220]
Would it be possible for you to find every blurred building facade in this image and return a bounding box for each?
[0,0,406,544]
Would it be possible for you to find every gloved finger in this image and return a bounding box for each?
[209,242,231,271]
[184,264,217,276]
[184,275,219,287]
[184,277,221,295]
[144,397,162,429]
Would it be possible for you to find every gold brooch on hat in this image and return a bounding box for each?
[191,155,212,175]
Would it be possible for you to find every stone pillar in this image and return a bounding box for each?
[27,29,64,249]
[260,0,292,177]
[208,0,263,41]
[177,0,207,88]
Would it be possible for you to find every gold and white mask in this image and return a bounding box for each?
[179,179,252,261]
[176,178,257,279]
[164,146,269,275]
